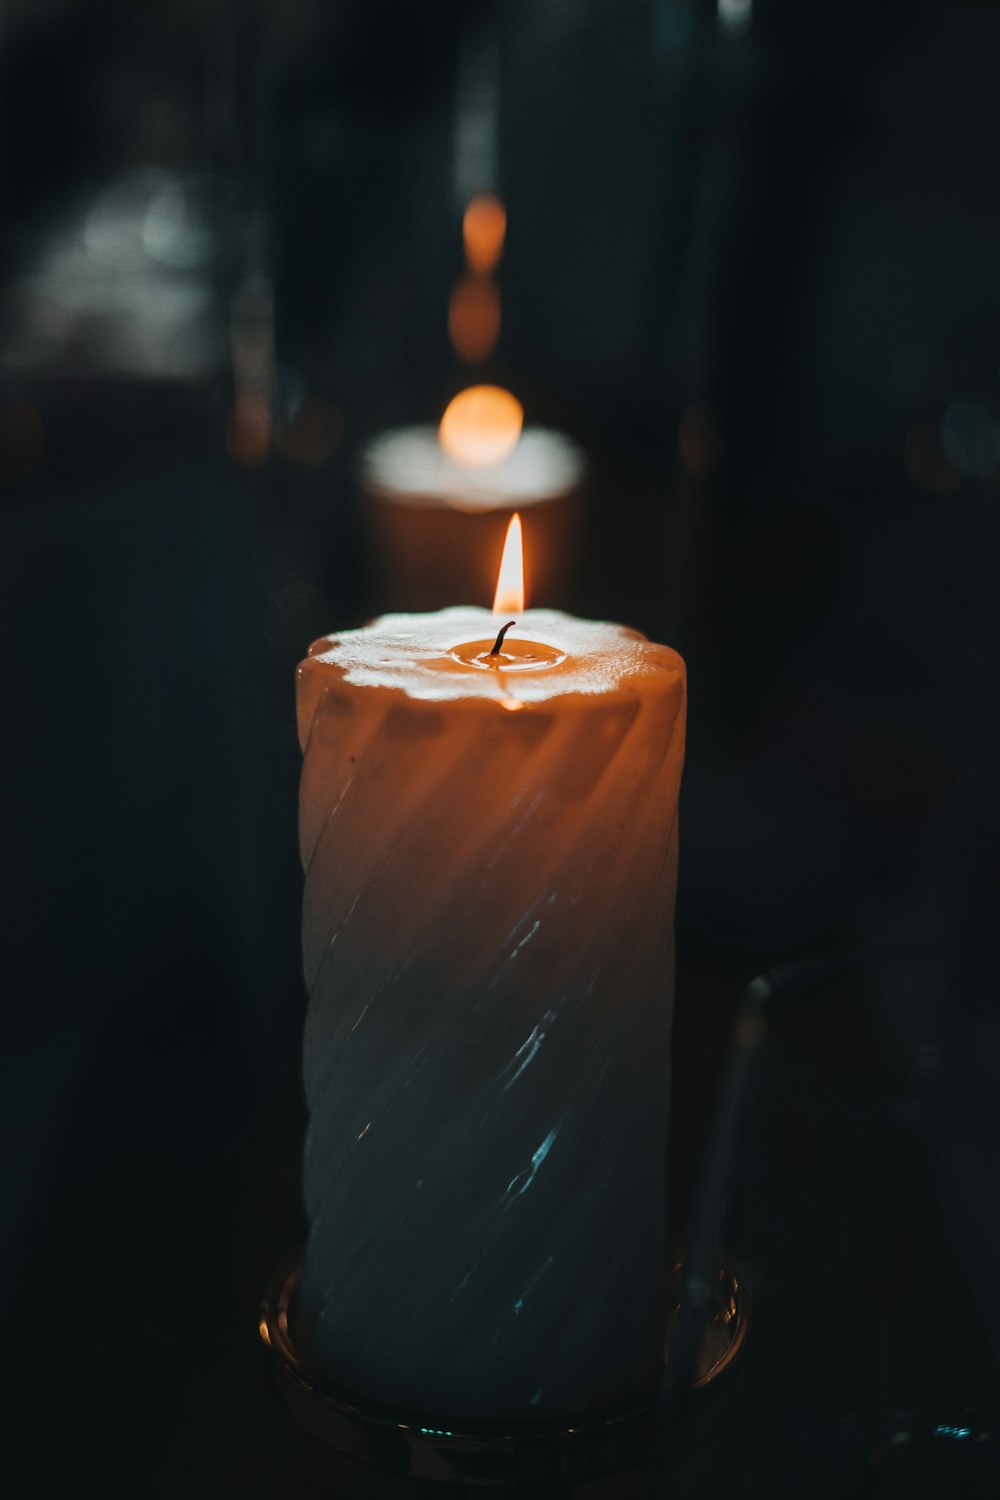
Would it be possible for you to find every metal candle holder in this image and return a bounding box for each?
[259,1243,749,1486]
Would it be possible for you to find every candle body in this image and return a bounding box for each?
[362,427,584,612]
[296,609,685,1421]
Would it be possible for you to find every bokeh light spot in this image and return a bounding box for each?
[717,0,752,32]
[940,400,999,480]
[439,386,523,468]
[142,175,220,268]
[463,194,506,274]
[448,273,502,363]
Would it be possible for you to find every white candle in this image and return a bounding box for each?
[295,533,685,1423]
[362,413,585,613]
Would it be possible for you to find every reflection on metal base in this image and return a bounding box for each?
[258,1247,750,1487]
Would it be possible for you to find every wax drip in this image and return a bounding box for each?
[489,620,517,657]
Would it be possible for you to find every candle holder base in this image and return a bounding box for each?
[258,1247,750,1487]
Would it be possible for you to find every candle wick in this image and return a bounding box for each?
[489,620,517,656]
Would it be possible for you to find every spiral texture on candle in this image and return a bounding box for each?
[297,615,685,1422]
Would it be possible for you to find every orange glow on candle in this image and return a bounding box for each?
[463,194,506,273]
[492,513,524,614]
[438,385,523,468]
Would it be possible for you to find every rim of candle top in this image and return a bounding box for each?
[361,425,585,510]
[299,608,684,708]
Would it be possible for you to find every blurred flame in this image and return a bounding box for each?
[225,393,272,466]
[448,273,501,362]
[438,385,523,467]
[463,194,506,273]
[493,513,524,614]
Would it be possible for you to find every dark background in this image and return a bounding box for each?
[4,1,1000,1495]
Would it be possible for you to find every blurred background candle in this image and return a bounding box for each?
[296,521,685,1421]
[362,385,586,612]
[362,22,587,621]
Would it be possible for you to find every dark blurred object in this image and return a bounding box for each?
[696,949,1000,1495]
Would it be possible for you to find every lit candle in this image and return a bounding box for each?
[296,518,685,1422]
[362,387,585,613]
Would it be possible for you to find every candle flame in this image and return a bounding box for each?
[493,513,524,614]
[438,385,523,468]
